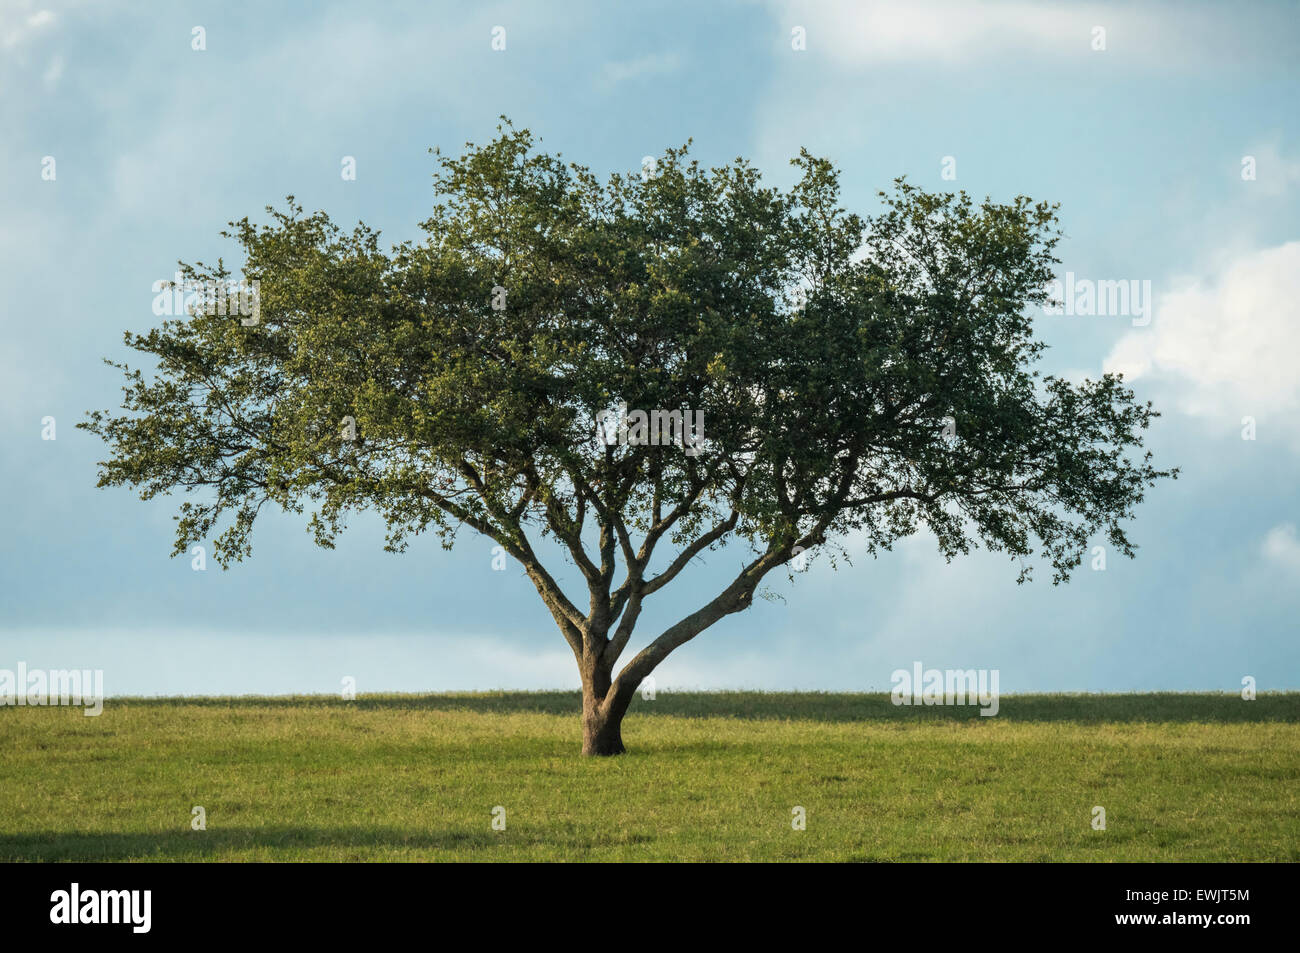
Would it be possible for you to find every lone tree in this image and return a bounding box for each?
[83,122,1174,755]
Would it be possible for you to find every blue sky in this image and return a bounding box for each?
[1,0,1297,697]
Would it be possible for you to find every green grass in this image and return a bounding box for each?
[2,691,1297,861]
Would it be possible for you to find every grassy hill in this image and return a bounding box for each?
[2,691,1297,861]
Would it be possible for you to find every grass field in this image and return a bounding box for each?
[1,691,1297,861]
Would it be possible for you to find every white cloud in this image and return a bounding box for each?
[1241,142,1300,198]
[768,0,1178,66]
[1104,242,1300,443]
[1,627,582,695]
[98,11,525,221]
[1,4,56,49]
[1262,523,1300,574]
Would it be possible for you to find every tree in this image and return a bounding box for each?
[82,121,1175,755]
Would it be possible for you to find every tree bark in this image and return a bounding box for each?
[580,651,629,756]
[581,702,626,756]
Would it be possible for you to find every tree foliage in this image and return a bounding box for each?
[82,120,1175,754]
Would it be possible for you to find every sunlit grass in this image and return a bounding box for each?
[2,692,1296,861]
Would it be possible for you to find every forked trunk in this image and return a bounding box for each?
[581,704,626,756]
[580,653,630,756]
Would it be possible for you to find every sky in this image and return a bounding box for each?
[1,0,1297,698]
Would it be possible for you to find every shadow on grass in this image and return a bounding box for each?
[0,826,660,862]
[0,826,498,862]
[103,691,1300,723]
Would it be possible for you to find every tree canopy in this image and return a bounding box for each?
[83,120,1175,754]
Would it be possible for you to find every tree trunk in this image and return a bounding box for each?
[580,652,629,756]
[581,703,626,756]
